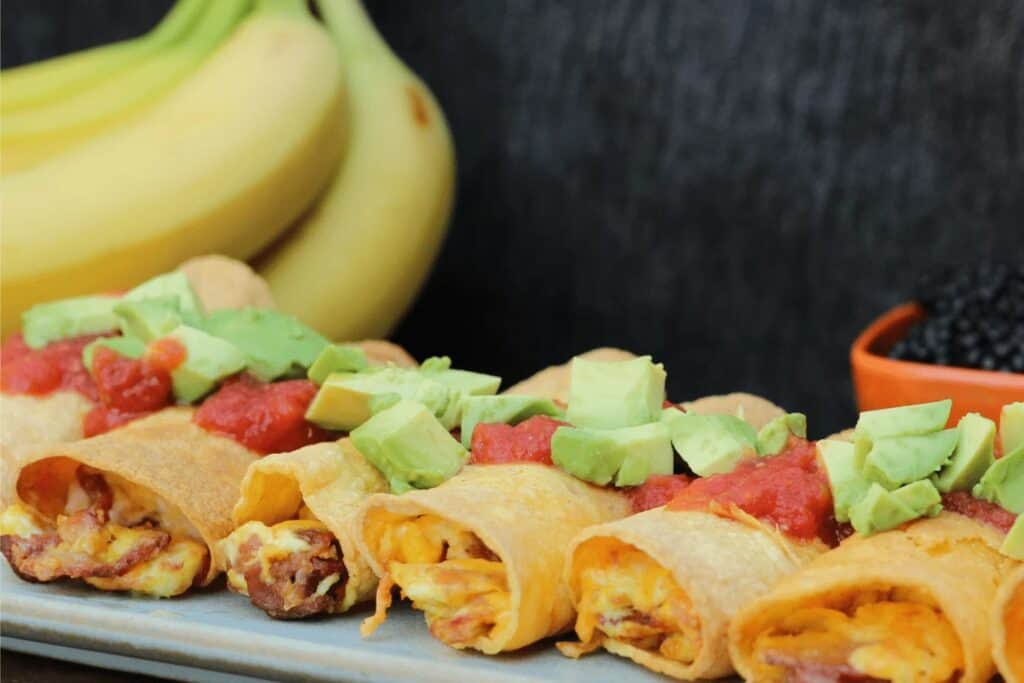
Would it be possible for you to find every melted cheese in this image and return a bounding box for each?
[374,515,509,648]
[220,519,340,596]
[754,601,963,683]
[574,540,700,664]
[86,538,207,597]
[0,503,47,537]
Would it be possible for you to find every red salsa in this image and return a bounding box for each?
[626,474,692,513]
[469,415,569,466]
[667,439,837,545]
[941,491,1017,534]
[1,333,103,401]
[83,341,183,437]
[194,375,332,454]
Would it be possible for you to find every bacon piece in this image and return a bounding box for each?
[236,528,348,619]
[762,651,885,683]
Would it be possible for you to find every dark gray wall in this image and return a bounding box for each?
[4,1,1023,435]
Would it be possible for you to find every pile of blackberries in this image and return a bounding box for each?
[889,263,1024,373]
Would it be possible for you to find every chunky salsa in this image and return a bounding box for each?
[941,491,1017,534]
[469,415,569,466]
[193,375,332,454]
[1,333,103,400]
[626,474,692,513]
[667,439,837,544]
[82,342,184,437]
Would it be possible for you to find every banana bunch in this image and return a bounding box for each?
[1,0,456,342]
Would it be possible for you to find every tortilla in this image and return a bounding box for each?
[562,506,825,679]
[4,408,257,584]
[356,463,632,653]
[226,438,388,611]
[681,392,786,431]
[177,255,275,311]
[993,562,1024,683]
[503,348,636,402]
[729,512,1020,683]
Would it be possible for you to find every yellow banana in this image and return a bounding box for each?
[2,0,253,174]
[1,0,345,334]
[1,0,208,113]
[259,0,456,340]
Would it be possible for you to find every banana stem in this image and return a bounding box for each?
[148,0,209,46]
[186,0,252,49]
[315,0,392,62]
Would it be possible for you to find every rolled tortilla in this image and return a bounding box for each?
[729,512,1020,683]
[1,408,257,593]
[219,439,387,616]
[993,563,1024,683]
[356,463,632,653]
[561,506,825,679]
[502,348,636,402]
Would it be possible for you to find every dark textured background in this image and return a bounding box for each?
[4,1,1023,436]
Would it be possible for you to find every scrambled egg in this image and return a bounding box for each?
[0,503,46,536]
[574,540,700,663]
[754,600,963,683]
[220,519,342,598]
[86,538,208,597]
[371,514,509,648]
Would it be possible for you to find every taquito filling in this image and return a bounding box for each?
[362,512,510,648]
[0,463,207,597]
[750,589,963,683]
[568,538,701,664]
[219,512,349,619]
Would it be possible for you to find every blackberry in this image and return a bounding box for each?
[890,262,1024,373]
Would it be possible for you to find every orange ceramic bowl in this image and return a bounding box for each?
[851,303,1024,425]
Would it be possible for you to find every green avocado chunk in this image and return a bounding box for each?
[21,295,121,349]
[419,356,502,396]
[1001,402,1024,456]
[113,298,182,342]
[566,355,666,430]
[849,480,942,536]
[757,413,807,455]
[973,444,1024,514]
[201,308,329,382]
[163,325,247,403]
[551,422,672,487]
[124,272,204,325]
[82,336,146,373]
[304,367,458,432]
[1000,515,1024,560]
[459,395,563,448]
[855,399,953,439]
[818,439,871,523]
[351,399,467,494]
[932,413,996,493]
[307,344,369,385]
[862,428,959,490]
[661,409,757,476]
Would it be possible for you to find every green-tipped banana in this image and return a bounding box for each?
[1,0,208,113]
[2,0,253,175]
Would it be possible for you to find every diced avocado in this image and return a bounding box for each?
[124,272,204,325]
[113,298,182,342]
[202,308,329,382]
[459,395,563,448]
[818,439,871,523]
[1001,402,1024,456]
[163,325,246,403]
[307,344,369,385]
[304,367,457,432]
[566,355,666,429]
[932,413,996,493]
[849,481,940,536]
[661,409,757,476]
[855,399,952,438]
[973,444,1024,514]
[21,295,120,349]
[757,413,807,455]
[82,337,146,373]
[551,422,673,487]
[350,400,467,494]
[862,428,959,490]
[1000,515,1024,560]
[424,366,502,397]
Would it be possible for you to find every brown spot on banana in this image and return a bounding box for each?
[407,86,429,126]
